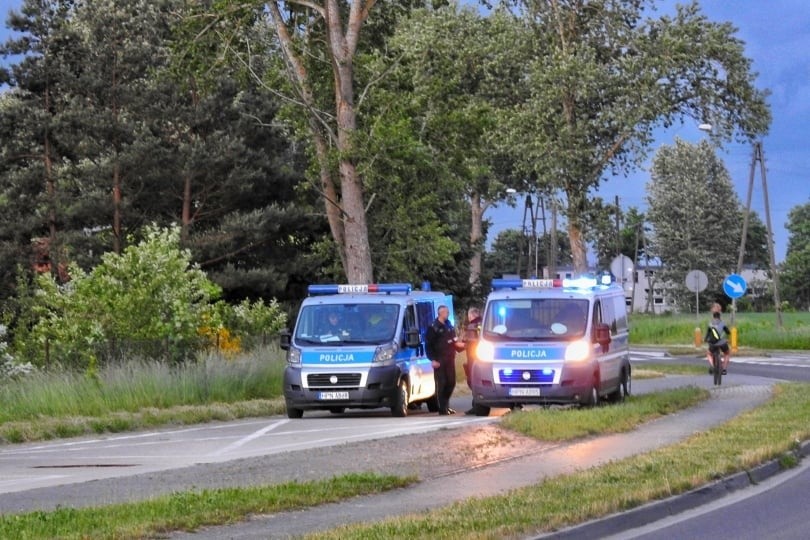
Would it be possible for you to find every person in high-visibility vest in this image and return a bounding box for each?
[704,311,731,375]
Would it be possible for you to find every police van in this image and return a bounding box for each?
[469,276,631,416]
[280,283,455,418]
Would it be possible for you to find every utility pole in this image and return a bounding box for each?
[740,143,783,328]
[549,195,558,279]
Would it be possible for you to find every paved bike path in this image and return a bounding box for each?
[174,374,775,539]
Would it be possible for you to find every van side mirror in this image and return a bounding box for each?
[405,328,421,348]
[595,323,611,352]
[279,329,291,351]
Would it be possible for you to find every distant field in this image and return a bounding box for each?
[629,311,810,351]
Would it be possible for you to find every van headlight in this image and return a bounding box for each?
[564,340,591,363]
[372,342,397,366]
[287,346,302,367]
[476,339,495,362]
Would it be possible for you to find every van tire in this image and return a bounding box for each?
[391,380,409,417]
[286,405,304,419]
[607,369,630,403]
[583,384,599,407]
[472,402,491,416]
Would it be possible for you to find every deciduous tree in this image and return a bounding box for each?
[646,139,741,311]
[501,0,770,273]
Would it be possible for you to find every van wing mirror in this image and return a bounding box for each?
[595,323,611,351]
[279,329,291,350]
[405,328,421,348]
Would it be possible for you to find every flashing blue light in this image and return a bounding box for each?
[542,368,554,376]
[307,283,413,296]
[504,369,513,376]
[498,306,507,317]
[562,276,598,289]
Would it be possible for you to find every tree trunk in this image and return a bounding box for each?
[181,170,192,243]
[268,0,376,283]
[324,0,373,284]
[566,187,588,274]
[112,159,122,254]
[469,191,486,286]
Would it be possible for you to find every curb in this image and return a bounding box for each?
[534,439,810,539]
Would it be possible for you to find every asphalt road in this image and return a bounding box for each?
[1,349,808,538]
[606,459,810,540]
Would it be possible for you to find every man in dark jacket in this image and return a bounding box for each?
[426,305,461,415]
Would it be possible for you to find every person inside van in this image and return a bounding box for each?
[553,303,586,335]
[323,311,348,337]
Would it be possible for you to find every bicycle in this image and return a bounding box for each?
[709,344,723,386]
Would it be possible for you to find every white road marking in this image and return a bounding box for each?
[209,419,290,456]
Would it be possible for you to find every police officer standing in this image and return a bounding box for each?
[426,305,461,415]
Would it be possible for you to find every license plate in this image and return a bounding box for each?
[318,391,350,400]
[509,387,541,397]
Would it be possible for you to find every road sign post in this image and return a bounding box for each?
[685,270,708,320]
[723,273,747,342]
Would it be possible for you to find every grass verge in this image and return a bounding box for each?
[0,398,287,444]
[500,386,708,441]
[0,473,416,540]
[309,382,810,539]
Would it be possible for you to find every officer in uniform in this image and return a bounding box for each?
[426,305,461,415]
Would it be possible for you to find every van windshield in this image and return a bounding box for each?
[294,303,400,344]
[483,298,589,341]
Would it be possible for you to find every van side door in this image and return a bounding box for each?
[593,297,621,390]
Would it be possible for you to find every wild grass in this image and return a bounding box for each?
[629,311,810,351]
[0,346,287,443]
[310,382,810,539]
[0,473,415,540]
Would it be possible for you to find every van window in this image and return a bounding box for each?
[597,298,618,336]
[294,304,399,344]
[612,295,628,333]
[484,299,588,340]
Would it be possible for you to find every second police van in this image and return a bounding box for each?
[280,283,455,418]
[469,276,631,416]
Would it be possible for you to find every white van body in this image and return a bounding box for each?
[469,277,631,416]
[281,283,455,418]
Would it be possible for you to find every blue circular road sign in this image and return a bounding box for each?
[723,273,747,299]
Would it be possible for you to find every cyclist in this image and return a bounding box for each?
[704,311,731,375]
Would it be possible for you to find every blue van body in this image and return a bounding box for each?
[469,277,631,415]
[281,283,455,418]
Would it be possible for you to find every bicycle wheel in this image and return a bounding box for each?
[713,349,722,386]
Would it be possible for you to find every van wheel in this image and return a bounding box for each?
[286,405,304,419]
[472,402,490,417]
[607,369,630,403]
[583,384,599,407]
[391,380,409,418]
[623,367,632,396]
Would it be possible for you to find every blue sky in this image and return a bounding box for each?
[2,0,807,264]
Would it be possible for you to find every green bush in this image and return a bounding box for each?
[24,225,221,368]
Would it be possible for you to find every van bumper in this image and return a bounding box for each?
[470,361,597,407]
[283,365,402,410]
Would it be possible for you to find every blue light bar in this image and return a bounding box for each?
[492,278,562,291]
[307,283,413,296]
